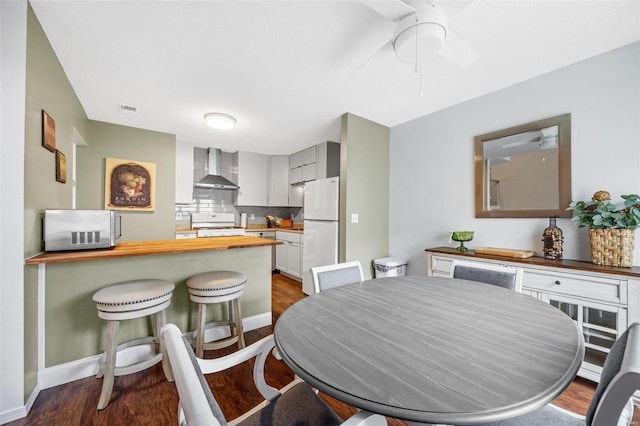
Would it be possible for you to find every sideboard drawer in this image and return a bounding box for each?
[523,270,624,305]
[431,255,454,276]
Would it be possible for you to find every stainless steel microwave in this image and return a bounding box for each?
[44,210,121,251]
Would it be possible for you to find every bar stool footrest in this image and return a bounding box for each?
[203,335,239,351]
[191,321,240,350]
[98,336,160,375]
[115,353,163,376]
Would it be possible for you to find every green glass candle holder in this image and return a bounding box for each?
[451,231,474,252]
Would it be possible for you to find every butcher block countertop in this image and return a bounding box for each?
[26,236,281,265]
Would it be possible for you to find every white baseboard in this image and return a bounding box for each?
[0,382,40,424]
[278,271,301,282]
[40,312,271,389]
[39,354,102,390]
[0,406,28,425]
[2,313,272,422]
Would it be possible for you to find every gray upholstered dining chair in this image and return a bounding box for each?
[161,323,386,426]
[450,260,523,292]
[311,261,364,294]
[465,321,640,426]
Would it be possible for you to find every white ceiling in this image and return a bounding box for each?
[30,0,640,155]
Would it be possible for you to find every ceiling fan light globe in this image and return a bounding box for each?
[392,2,448,64]
[393,23,445,63]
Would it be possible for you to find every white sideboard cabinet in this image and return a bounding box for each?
[426,247,640,384]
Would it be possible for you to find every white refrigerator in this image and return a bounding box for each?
[302,177,339,295]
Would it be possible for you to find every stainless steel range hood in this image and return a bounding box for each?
[194,148,239,190]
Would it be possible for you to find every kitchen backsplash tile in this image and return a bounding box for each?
[176,199,302,227]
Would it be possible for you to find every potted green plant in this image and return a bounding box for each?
[567,191,640,267]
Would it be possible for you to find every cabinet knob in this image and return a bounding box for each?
[555,280,561,285]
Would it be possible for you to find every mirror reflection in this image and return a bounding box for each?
[475,114,571,218]
[485,125,559,210]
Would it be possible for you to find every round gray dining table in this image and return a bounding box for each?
[274,275,585,425]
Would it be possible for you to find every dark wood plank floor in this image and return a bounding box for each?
[8,273,638,425]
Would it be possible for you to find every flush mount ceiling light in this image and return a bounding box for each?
[204,112,237,130]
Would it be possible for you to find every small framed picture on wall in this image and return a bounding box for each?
[42,110,56,152]
[55,150,66,183]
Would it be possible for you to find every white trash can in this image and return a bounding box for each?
[373,257,407,278]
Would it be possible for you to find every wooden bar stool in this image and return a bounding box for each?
[186,270,246,358]
[92,279,175,410]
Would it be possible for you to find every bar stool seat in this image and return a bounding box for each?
[186,270,246,357]
[93,279,175,410]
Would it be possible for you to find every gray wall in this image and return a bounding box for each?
[340,113,390,279]
[390,41,640,274]
[77,121,176,240]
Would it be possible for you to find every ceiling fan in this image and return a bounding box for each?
[359,0,477,70]
[501,127,559,150]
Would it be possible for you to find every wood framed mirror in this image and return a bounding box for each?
[475,113,571,218]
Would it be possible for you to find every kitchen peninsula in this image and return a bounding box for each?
[25,236,280,388]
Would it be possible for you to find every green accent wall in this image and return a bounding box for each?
[24,3,89,400]
[43,247,271,366]
[23,1,178,395]
[77,121,176,241]
[24,4,88,258]
[339,113,390,279]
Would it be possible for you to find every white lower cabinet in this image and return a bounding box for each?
[275,242,287,271]
[276,231,303,280]
[287,242,302,277]
[426,248,639,384]
[540,292,626,380]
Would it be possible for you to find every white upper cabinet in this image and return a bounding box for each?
[175,142,194,204]
[289,142,339,185]
[301,146,317,165]
[289,184,303,207]
[268,155,290,206]
[289,168,302,186]
[302,163,317,182]
[290,145,319,185]
[235,151,268,206]
[290,151,303,169]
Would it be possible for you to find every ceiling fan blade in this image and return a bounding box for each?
[360,0,415,22]
[352,40,393,77]
[502,140,530,149]
[438,28,477,67]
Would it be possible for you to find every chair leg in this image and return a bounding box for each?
[232,298,245,349]
[97,320,119,410]
[155,310,173,382]
[195,303,207,358]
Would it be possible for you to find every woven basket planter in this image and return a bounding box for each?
[588,228,635,267]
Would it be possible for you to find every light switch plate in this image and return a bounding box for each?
[351,213,359,224]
